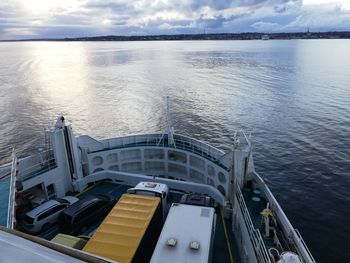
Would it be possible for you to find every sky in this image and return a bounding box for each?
[0,0,350,40]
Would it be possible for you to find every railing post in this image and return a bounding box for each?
[7,149,17,229]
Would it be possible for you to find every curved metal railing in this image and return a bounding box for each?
[86,133,230,169]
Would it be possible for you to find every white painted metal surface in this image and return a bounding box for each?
[0,230,84,263]
[127,181,169,195]
[151,204,215,263]
[7,150,17,229]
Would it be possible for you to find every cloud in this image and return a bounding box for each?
[251,21,283,31]
[274,5,288,13]
[286,4,350,31]
[0,0,349,39]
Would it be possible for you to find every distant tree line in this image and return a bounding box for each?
[3,31,350,42]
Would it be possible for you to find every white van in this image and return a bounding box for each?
[22,196,78,234]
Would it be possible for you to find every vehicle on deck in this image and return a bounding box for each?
[22,196,78,234]
[179,193,214,208]
[59,194,116,235]
[83,182,169,263]
[151,202,216,263]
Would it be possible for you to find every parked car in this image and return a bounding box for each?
[22,196,79,234]
[59,194,116,235]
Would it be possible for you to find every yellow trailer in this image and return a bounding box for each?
[83,193,162,263]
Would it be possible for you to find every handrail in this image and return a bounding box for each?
[18,150,57,181]
[253,172,316,263]
[90,133,229,170]
[19,158,57,181]
[236,185,271,263]
[295,229,316,262]
[0,161,12,168]
[7,150,17,229]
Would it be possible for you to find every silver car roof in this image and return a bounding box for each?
[26,200,60,218]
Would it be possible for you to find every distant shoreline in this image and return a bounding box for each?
[1,31,350,42]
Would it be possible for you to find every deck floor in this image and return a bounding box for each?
[242,185,276,249]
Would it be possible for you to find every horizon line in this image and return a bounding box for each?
[1,30,350,42]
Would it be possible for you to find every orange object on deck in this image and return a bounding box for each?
[83,194,160,263]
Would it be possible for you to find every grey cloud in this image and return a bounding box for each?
[0,0,349,40]
[189,0,296,11]
[112,21,128,27]
[286,7,350,32]
[251,21,283,31]
[274,0,302,13]
[274,5,287,13]
[48,13,92,26]
[196,15,229,29]
[190,0,235,11]
[84,1,132,11]
[146,17,193,31]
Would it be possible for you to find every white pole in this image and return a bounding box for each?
[166,96,174,146]
[7,149,17,229]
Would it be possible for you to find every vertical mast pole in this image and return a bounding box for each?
[166,96,175,146]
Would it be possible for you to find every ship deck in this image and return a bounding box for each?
[39,181,242,263]
[242,183,276,250]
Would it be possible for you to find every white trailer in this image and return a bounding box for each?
[151,203,216,263]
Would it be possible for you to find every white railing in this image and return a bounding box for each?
[253,172,316,263]
[7,150,17,229]
[88,133,228,169]
[0,165,11,180]
[98,133,163,149]
[236,185,271,263]
[173,134,225,163]
[18,150,56,181]
[295,229,316,262]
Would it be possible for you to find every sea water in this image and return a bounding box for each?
[0,40,349,262]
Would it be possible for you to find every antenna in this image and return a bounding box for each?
[166,96,171,133]
[166,96,175,146]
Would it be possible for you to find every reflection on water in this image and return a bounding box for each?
[31,43,90,106]
[0,40,350,262]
